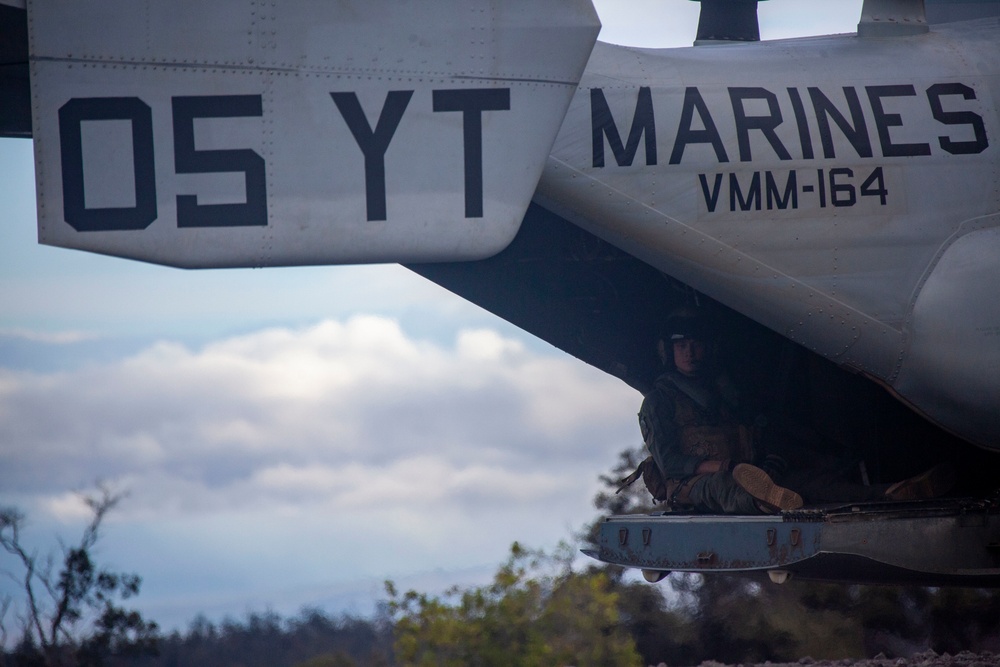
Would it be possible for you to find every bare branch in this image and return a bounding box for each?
[0,594,11,648]
[78,483,126,553]
[0,506,49,654]
[0,484,156,665]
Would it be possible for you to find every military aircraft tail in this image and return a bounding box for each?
[25,0,600,268]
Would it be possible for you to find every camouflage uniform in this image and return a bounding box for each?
[639,370,889,513]
[639,370,763,513]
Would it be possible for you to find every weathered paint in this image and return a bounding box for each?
[590,498,1000,586]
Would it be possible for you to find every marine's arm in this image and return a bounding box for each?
[694,459,729,473]
[639,389,707,479]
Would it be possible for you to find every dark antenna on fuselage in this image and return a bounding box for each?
[691,0,767,45]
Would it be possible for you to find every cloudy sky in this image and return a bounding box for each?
[0,1,863,633]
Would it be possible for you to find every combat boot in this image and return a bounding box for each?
[732,463,803,512]
[884,462,956,501]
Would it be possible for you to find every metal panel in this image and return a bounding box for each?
[594,514,822,573]
[591,498,1000,585]
[0,4,29,138]
[896,221,1000,446]
[538,19,1000,447]
[28,0,600,267]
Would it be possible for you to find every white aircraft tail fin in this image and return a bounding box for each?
[28,0,599,267]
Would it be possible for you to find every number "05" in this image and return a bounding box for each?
[58,95,267,232]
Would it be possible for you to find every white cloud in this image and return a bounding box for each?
[41,491,94,523]
[455,328,526,362]
[0,328,101,344]
[1,316,638,524]
[0,316,647,629]
[0,318,642,628]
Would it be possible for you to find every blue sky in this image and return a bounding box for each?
[0,1,863,634]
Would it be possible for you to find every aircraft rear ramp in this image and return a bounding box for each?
[586,497,1000,586]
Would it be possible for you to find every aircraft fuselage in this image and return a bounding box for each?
[538,21,1000,449]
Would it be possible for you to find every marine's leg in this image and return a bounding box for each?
[779,467,888,504]
[685,471,763,514]
[731,464,804,511]
[884,462,956,500]
[780,462,956,505]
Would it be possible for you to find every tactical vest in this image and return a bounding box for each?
[668,386,754,463]
[635,373,755,505]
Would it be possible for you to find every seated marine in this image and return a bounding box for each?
[622,309,954,514]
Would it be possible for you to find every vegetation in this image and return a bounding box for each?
[385,542,639,667]
[0,486,159,667]
[583,446,1000,664]
[131,610,392,667]
[3,461,1000,666]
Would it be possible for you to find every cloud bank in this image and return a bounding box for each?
[3,316,637,513]
[1,317,639,624]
